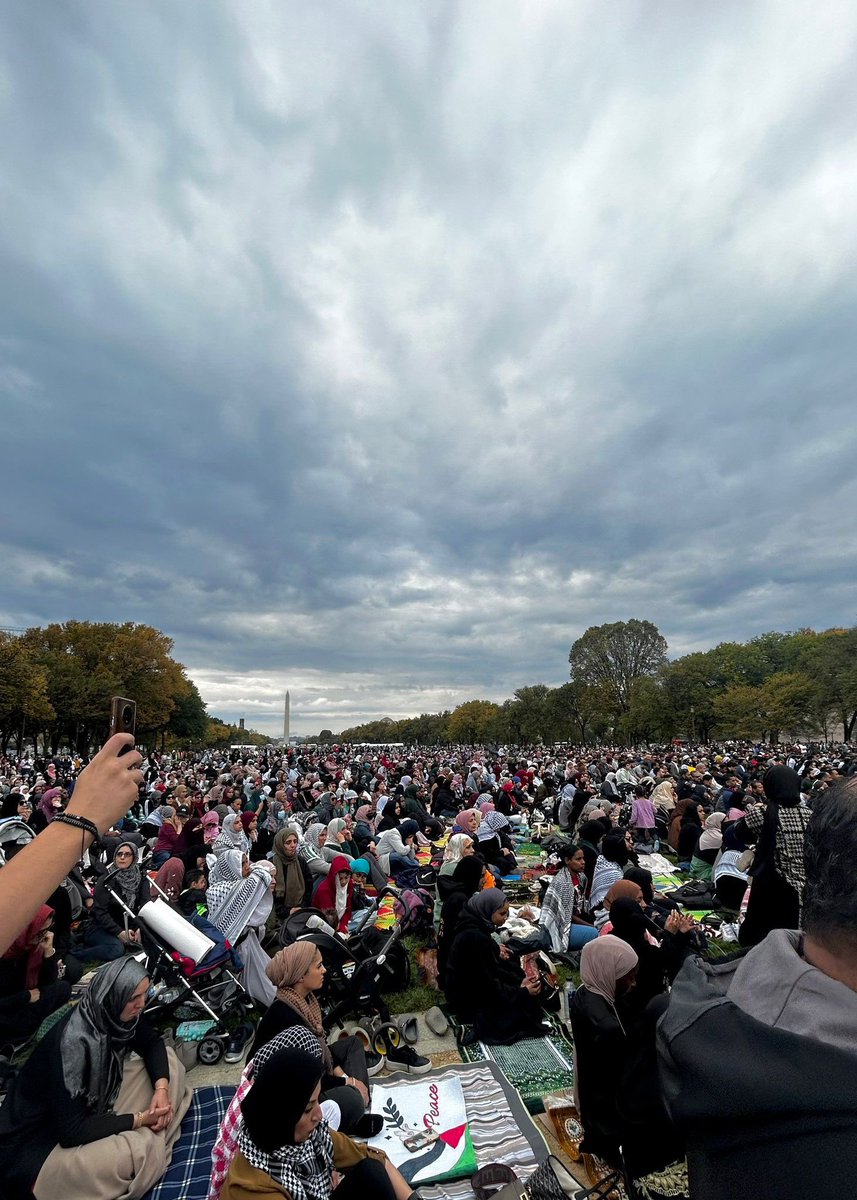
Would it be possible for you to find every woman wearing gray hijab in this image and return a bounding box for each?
[0,957,192,1200]
[322,818,355,864]
[85,843,151,963]
[299,823,332,878]
[444,888,546,1044]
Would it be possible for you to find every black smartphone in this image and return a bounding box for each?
[109,697,136,754]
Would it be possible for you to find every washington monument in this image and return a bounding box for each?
[283,690,290,744]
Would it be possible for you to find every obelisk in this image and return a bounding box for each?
[284,691,290,744]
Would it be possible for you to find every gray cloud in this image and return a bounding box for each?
[2,0,856,733]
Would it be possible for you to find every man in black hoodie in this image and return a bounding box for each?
[657,778,857,1200]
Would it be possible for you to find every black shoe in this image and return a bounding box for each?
[352,1113,384,1138]
[224,1022,254,1063]
[365,1049,385,1077]
[385,1044,431,1074]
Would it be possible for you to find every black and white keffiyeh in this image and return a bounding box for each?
[238,1121,333,1200]
[238,1031,334,1200]
[207,861,273,945]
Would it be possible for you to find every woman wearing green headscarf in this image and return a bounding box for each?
[272,827,314,917]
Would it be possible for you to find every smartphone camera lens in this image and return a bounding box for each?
[122,706,133,728]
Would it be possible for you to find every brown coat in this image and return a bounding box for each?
[220,1130,388,1200]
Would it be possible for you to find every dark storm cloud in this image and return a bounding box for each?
[2,0,857,732]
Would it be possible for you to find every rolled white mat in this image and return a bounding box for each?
[138,899,215,964]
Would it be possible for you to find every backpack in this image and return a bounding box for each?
[394,887,435,936]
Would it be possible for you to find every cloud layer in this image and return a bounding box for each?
[2,1,856,733]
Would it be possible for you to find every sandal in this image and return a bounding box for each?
[397,1014,419,1045]
[424,1006,449,1037]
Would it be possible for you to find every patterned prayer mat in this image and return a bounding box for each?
[457,1026,575,1114]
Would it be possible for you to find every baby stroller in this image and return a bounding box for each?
[0,816,34,866]
[107,879,256,1065]
[278,885,415,1033]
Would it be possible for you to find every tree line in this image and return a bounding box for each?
[330,620,857,747]
[0,621,265,755]
[4,618,853,755]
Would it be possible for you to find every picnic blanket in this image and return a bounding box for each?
[143,1068,545,1200]
[381,1062,549,1199]
[144,1086,232,1200]
[370,1072,477,1186]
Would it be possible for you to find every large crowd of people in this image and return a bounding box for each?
[0,734,855,1198]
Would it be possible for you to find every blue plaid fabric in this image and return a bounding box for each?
[144,1086,234,1200]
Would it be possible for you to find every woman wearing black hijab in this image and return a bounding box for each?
[608,898,695,1012]
[436,855,486,988]
[222,1045,411,1199]
[676,804,703,865]
[445,890,544,1044]
[375,796,403,833]
[623,865,679,928]
[578,818,609,898]
[0,793,35,824]
[735,765,812,948]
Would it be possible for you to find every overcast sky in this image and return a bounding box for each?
[2,2,856,736]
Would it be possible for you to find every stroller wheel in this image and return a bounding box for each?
[373,1022,402,1056]
[197,1036,226,1065]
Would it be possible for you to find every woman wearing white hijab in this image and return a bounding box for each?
[690,812,726,881]
[212,812,250,858]
[207,851,274,946]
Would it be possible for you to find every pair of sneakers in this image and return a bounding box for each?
[372,1020,431,1075]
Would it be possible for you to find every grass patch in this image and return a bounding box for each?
[385,982,441,1015]
[383,933,441,1013]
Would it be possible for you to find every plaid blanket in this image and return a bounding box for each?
[144,1086,234,1200]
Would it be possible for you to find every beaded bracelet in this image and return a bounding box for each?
[53,811,100,859]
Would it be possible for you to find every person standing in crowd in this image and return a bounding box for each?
[658,776,857,1199]
[734,765,812,948]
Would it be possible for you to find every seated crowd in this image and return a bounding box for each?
[0,739,855,1199]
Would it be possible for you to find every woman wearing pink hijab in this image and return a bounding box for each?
[32,788,65,833]
[201,810,221,846]
[454,809,482,837]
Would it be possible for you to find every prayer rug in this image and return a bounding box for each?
[144,1085,232,1200]
[457,1025,575,1114]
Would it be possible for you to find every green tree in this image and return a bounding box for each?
[618,676,675,743]
[712,684,767,740]
[545,680,611,744]
[165,681,209,746]
[206,717,234,747]
[447,700,502,744]
[509,685,553,742]
[22,621,189,751]
[800,628,857,741]
[0,633,55,753]
[569,619,668,715]
[758,671,816,743]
